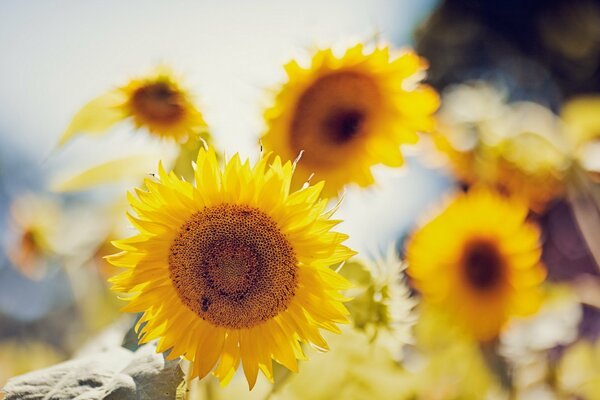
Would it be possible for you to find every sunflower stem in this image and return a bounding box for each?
[204,378,215,400]
[184,362,193,400]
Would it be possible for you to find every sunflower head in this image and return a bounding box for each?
[59,66,207,146]
[107,147,355,389]
[262,44,439,197]
[119,66,206,142]
[406,189,546,341]
[7,195,60,280]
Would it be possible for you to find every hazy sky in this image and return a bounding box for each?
[0,0,435,152]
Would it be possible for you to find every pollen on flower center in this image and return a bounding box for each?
[168,204,298,329]
[462,239,503,290]
[131,81,185,124]
[205,241,260,297]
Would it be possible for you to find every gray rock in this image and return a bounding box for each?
[1,342,183,400]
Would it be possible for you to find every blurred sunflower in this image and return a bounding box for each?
[6,195,60,280]
[557,338,600,398]
[406,188,546,341]
[262,44,439,197]
[402,304,503,399]
[273,328,410,400]
[53,66,211,192]
[187,327,410,400]
[499,285,582,396]
[59,66,206,145]
[432,82,570,212]
[108,147,355,389]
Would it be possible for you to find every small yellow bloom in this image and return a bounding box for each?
[59,66,207,146]
[406,188,546,340]
[108,147,355,389]
[262,44,439,197]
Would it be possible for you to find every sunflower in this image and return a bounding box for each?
[59,66,207,146]
[107,147,355,389]
[405,189,546,341]
[262,44,439,197]
[7,195,60,280]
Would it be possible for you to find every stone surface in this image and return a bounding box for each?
[1,342,182,400]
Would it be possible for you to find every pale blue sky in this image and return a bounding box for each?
[0,0,437,156]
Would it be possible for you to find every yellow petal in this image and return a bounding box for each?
[58,90,126,146]
[50,154,160,192]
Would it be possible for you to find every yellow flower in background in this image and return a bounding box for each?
[53,66,212,192]
[187,328,411,400]
[274,328,410,400]
[6,195,60,280]
[406,189,546,341]
[432,82,570,212]
[499,285,582,395]
[494,103,570,212]
[262,44,439,197]
[59,66,207,145]
[557,339,600,398]
[403,304,503,399]
[108,147,355,389]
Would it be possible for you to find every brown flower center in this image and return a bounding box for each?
[462,239,504,291]
[168,204,298,329]
[324,109,365,143]
[290,71,380,166]
[130,81,185,125]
